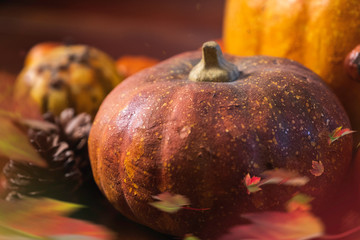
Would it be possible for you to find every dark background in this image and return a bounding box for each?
[0,0,225,74]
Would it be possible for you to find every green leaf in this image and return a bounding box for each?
[149,192,190,213]
[0,117,47,167]
[246,184,262,194]
[0,198,114,240]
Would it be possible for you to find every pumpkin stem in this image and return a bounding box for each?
[189,41,240,82]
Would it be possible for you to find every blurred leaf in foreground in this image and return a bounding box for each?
[0,117,47,167]
[0,198,114,240]
[260,169,309,186]
[220,210,324,240]
[286,193,314,212]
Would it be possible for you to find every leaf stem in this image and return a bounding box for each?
[181,206,210,211]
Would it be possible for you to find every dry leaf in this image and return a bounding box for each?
[149,192,190,213]
[310,161,324,177]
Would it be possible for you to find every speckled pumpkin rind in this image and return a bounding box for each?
[89,51,352,238]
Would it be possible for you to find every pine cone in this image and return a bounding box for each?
[3,108,92,201]
[44,108,92,180]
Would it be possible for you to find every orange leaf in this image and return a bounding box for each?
[285,193,314,213]
[310,161,324,177]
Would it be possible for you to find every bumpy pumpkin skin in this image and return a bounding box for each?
[15,45,123,117]
[223,0,360,139]
[89,48,352,238]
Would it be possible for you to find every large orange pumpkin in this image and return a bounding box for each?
[88,42,352,239]
[223,0,360,140]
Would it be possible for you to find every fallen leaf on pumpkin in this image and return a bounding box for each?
[149,192,190,213]
[244,173,262,194]
[310,161,324,177]
[0,198,114,240]
[0,117,47,167]
[286,193,313,212]
[260,169,309,186]
[220,210,324,240]
[328,126,355,145]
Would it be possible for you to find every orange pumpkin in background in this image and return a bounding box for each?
[88,42,352,239]
[116,55,159,78]
[223,0,360,142]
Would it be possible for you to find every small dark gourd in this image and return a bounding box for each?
[88,42,352,239]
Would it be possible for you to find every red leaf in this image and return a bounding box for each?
[220,210,324,240]
[244,173,262,194]
[310,161,324,177]
[328,127,355,145]
[0,198,114,239]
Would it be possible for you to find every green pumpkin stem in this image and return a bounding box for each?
[189,41,240,82]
